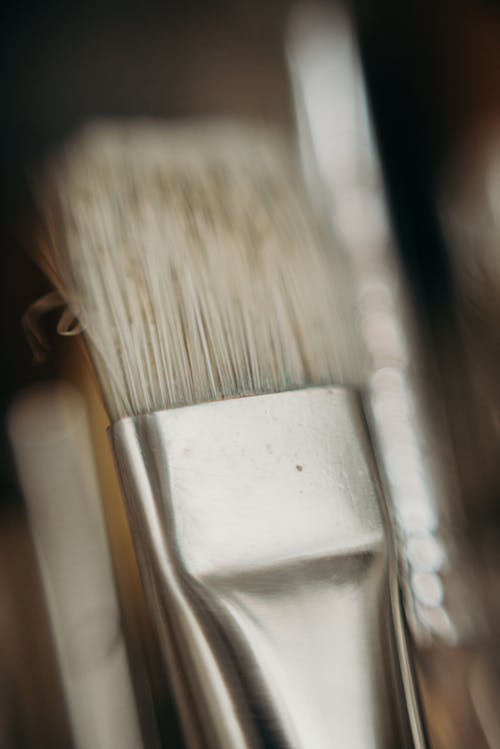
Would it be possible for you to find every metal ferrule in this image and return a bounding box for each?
[110,387,410,748]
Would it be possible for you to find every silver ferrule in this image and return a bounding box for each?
[110,387,411,748]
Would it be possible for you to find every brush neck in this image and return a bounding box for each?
[110,388,413,748]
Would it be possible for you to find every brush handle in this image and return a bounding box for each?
[8,383,145,749]
[111,387,411,748]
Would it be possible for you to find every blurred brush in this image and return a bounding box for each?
[60,335,183,746]
[286,4,496,748]
[32,118,410,748]
[8,381,148,749]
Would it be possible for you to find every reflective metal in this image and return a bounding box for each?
[111,387,410,748]
[286,7,484,748]
[286,0,474,651]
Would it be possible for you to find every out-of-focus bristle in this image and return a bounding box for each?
[37,119,361,420]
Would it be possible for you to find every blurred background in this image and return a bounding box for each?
[1,0,499,747]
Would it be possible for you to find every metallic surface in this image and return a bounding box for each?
[111,387,409,748]
[286,0,474,651]
[286,6,488,748]
[286,8,429,747]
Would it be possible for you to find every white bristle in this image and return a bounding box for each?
[37,119,362,420]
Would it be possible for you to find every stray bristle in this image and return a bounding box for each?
[37,120,361,420]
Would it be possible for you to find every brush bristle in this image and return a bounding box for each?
[37,119,362,420]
